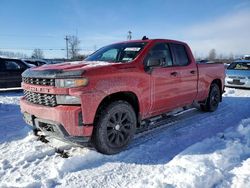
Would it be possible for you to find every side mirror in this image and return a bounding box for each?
[147,57,161,67]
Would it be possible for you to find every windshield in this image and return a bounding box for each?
[85,42,147,63]
[227,62,250,70]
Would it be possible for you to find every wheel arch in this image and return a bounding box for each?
[93,91,140,125]
[211,79,223,101]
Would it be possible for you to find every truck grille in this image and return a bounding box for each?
[228,80,245,85]
[22,77,55,86]
[24,90,57,107]
[228,76,246,79]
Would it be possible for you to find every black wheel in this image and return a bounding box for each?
[92,101,137,155]
[201,83,220,112]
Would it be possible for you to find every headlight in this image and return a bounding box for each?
[56,95,81,104]
[55,78,88,88]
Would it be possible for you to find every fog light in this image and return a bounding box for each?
[56,95,81,104]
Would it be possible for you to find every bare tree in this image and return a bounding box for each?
[229,53,234,60]
[0,50,28,58]
[68,35,81,59]
[208,49,216,60]
[31,49,44,59]
[218,53,223,59]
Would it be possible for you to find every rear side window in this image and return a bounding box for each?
[148,43,173,66]
[3,60,25,70]
[170,44,189,66]
[227,62,250,70]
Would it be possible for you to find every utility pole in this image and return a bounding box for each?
[127,31,132,40]
[64,35,69,59]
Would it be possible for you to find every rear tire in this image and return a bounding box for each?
[92,100,137,155]
[200,83,220,112]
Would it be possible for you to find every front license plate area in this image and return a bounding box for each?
[232,79,241,84]
[23,112,34,126]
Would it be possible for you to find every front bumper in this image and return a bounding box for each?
[24,113,90,144]
[20,98,93,143]
[225,77,250,88]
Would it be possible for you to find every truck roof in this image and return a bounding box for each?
[115,38,187,45]
[234,60,250,63]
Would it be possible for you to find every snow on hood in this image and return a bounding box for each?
[68,60,115,66]
[36,61,119,71]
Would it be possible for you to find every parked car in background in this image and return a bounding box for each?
[243,55,250,60]
[196,60,210,64]
[225,60,250,88]
[224,63,231,69]
[22,59,48,66]
[0,57,32,88]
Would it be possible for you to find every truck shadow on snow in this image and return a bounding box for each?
[0,90,30,143]
[58,96,250,172]
[0,103,30,143]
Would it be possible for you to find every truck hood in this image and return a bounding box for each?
[35,61,118,71]
[22,61,120,78]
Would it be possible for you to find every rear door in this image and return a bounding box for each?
[0,59,7,88]
[169,43,198,106]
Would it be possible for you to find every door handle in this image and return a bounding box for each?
[170,72,178,76]
[190,70,196,74]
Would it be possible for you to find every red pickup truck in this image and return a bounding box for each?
[20,39,225,154]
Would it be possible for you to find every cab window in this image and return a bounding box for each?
[170,44,189,66]
[99,49,118,62]
[147,43,173,67]
[85,42,147,63]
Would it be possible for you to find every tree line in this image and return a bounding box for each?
[0,38,240,61]
[197,49,235,61]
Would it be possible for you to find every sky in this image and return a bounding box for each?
[0,0,250,58]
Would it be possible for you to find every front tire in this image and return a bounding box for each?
[200,83,221,112]
[92,101,137,155]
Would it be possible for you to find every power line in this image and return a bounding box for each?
[0,34,60,38]
[0,48,66,51]
[0,47,92,51]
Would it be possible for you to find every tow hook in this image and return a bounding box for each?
[55,148,69,158]
[32,128,70,158]
[33,129,40,136]
[34,129,49,143]
[37,135,49,143]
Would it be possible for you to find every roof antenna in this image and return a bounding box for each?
[142,36,149,40]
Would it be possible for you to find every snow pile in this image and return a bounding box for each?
[0,90,22,105]
[131,119,250,188]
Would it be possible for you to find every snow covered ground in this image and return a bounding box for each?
[0,88,249,188]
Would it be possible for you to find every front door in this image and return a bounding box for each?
[147,42,182,115]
